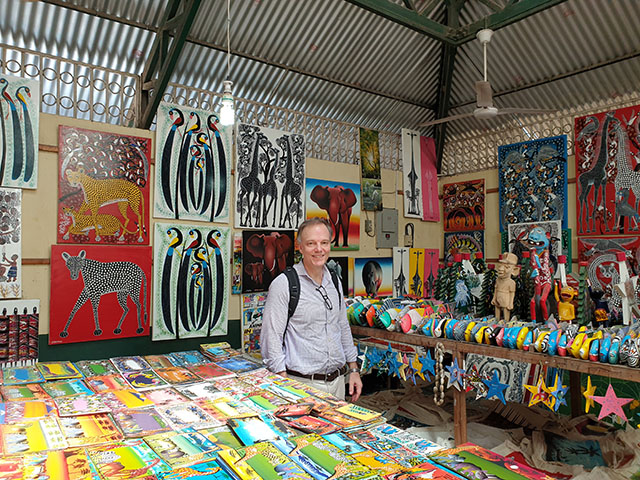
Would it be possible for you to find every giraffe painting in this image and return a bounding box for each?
[235,124,305,230]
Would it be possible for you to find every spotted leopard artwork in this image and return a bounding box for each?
[50,245,151,344]
[57,126,151,245]
[498,135,567,232]
[0,188,21,299]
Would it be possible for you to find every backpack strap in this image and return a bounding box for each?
[282,267,300,343]
[327,265,343,304]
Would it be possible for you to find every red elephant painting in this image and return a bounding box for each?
[310,183,358,248]
[242,230,294,293]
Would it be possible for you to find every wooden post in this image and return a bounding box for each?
[569,370,583,417]
[453,350,467,445]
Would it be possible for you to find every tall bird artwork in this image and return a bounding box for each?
[205,230,225,335]
[177,113,201,217]
[0,78,23,182]
[15,86,34,182]
[161,227,183,336]
[0,79,6,182]
[161,108,184,213]
[207,114,227,219]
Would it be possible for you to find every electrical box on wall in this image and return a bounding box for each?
[375,208,398,248]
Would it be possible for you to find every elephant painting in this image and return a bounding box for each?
[309,183,358,248]
[242,230,294,293]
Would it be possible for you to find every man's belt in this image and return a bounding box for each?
[286,365,347,382]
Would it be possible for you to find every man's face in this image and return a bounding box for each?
[299,224,331,269]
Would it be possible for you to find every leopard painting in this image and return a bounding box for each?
[62,207,137,241]
[66,168,145,242]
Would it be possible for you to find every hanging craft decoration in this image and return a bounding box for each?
[575,106,640,236]
[241,293,266,355]
[235,124,305,229]
[0,74,39,189]
[524,374,552,408]
[498,135,567,232]
[392,247,409,297]
[590,384,633,421]
[354,257,393,298]
[50,245,151,344]
[154,102,231,223]
[58,126,151,245]
[0,299,38,366]
[482,370,509,405]
[306,178,360,251]
[548,373,569,412]
[445,357,465,391]
[0,188,21,299]
[359,127,382,212]
[442,179,485,231]
[444,231,484,263]
[241,230,294,293]
[464,355,532,404]
[152,224,230,341]
[400,129,439,221]
[583,376,597,413]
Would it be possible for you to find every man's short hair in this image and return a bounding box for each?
[297,217,333,241]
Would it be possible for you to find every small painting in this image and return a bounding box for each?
[0,299,38,366]
[392,248,410,297]
[50,245,151,344]
[306,178,360,251]
[444,231,484,263]
[360,128,382,211]
[242,293,266,355]
[354,257,393,298]
[0,187,21,299]
[442,179,484,231]
[242,230,294,293]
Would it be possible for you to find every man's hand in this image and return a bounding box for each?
[348,371,362,402]
[277,371,288,378]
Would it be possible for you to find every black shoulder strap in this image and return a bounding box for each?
[283,266,300,324]
[327,267,342,303]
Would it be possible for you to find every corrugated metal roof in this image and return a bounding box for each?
[2,0,640,172]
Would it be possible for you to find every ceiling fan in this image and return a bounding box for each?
[419,29,556,127]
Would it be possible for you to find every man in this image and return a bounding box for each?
[261,217,362,401]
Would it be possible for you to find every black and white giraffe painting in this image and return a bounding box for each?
[235,124,305,230]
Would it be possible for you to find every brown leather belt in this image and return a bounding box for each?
[286,365,347,382]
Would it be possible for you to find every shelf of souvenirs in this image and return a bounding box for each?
[350,325,640,384]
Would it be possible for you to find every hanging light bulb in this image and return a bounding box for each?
[219,0,235,126]
[220,80,235,125]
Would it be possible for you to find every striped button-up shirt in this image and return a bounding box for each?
[260,262,357,375]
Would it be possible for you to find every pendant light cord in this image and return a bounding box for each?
[226,0,231,81]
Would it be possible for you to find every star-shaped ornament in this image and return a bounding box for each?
[419,351,436,379]
[482,370,509,405]
[397,353,408,381]
[591,384,633,421]
[583,375,597,413]
[411,355,425,381]
[524,375,551,407]
[445,358,465,391]
[386,352,402,378]
[548,373,569,412]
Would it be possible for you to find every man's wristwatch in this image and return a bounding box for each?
[348,368,360,374]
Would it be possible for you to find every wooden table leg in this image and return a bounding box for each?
[569,370,583,417]
[453,351,467,445]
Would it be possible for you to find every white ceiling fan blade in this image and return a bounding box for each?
[418,112,475,127]
[475,81,493,108]
[497,107,558,115]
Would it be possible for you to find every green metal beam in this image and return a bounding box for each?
[344,0,453,44]
[139,0,202,128]
[452,0,568,45]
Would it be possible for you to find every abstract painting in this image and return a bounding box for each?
[444,231,484,263]
[359,128,382,211]
[392,247,410,297]
[578,236,640,314]
[423,248,440,299]
[152,224,230,341]
[50,245,151,344]
[575,106,640,236]
[0,299,39,366]
[401,129,439,222]
[0,74,39,189]
[235,124,305,230]
[0,188,21,299]
[242,293,266,355]
[498,135,567,232]
[154,102,231,223]
[306,178,360,251]
[58,126,151,245]
[442,179,484,231]
[408,248,426,298]
[354,257,393,298]
[507,220,562,260]
[242,230,295,293]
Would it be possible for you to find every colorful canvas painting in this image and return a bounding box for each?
[306,178,360,251]
[401,129,423,220]
[0,299,38,366]
[498,135,567,232]
[408,248,427,298]
[57,126,151,244]
[235,124,305,230]
[442,179,484,231]
[242,293,266,355]
[444,231,484,263]
[360,127,382,211]
[575,107,640,236]
[328,256,350,296]
[154,102,231,223]
[393,248,410,297]
[423,249,440,299]
[232,231,243,294]
[241,230,294,293]
[507,220,563,260]
[153,223,230,341]
[354,257,393,298]
[50,245,151,344]
[0,74,39,189]
[0,188,21,299]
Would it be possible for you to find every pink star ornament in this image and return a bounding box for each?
[590,384,633,421]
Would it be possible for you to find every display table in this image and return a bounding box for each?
[351,325,640,445]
